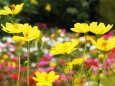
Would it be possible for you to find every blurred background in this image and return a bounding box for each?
[0,1,115,85]
[0,0,115,31]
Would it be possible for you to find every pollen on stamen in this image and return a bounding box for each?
[102,42,107,47]
[9,5,15,10]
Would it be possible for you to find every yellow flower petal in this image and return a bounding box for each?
[71,23,90,33]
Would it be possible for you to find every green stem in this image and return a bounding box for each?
[64,54,70,86]
[27,42,30,86]
[80,33,87,77]
[66,79,70,86]
[103,52,115,77]
[11,14,15,23]
[95,66,100,86]
[16,46,21,86]
[37,48,40,64]
[70,75,74,86]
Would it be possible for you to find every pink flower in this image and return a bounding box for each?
[38,68,45,72]
[102,31,113,39]
[38,61,48,66]
[0,63,3,70]
[46,67,54,72]
[20,66,25,72]
[93,66,98,72]
[68,70,74,75]
[60,74,67,81]
[42,54,53,61]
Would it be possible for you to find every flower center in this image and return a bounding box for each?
[24,32,29,38]
[102,42,107,47]
[9,5,15,11]
[14,24,19,29]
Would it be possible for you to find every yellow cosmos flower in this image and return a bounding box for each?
[1,22,24,33]
[89,37,115,51]
[50,39,79,55]
[74,78,80,86]
[33,71,59,86]
[3,54,9,60]
[90,22,113,34]
[65,56,87,73]
[0,3,24,15]
[98,54,107,60]
[30,0,38,5]
[45,3,52,12]
[71,23,90,33]
[0,59,5,63]
[65,62,73,74]
[8,62,16,68]
[13,25,41,42]
[72,56,87,65]
[23,26,41,42]
[50,62,56,67]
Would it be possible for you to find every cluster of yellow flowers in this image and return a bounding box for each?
[50,22,115,56]
[71,22,115,51]
[0,3,59,86]
[0,2,115,86]
[71,22,113,34]
[0,3,41,43]
[49,21,115,85]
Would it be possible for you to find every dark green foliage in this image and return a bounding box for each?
[0,0,89,28]
[98,0,115,25]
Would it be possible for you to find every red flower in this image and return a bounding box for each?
[0,73,3,80]
[11,58,17,62]
[29,76,35,84]
[85,58,98,68]
[11,74,18,81]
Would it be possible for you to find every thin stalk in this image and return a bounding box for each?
[27,42,30,86]
[70,75,74,86]
[95,66,100,86]
[80,33,87,77]
[16,46,21,86]
[103,52,115,77]
[11,14,15,23]
[36,48,40,69]
[66,79,70,86]
[64,54,70,86]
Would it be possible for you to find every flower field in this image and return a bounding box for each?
[0,2,115,86]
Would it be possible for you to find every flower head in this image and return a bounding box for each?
[89,36,115,51]
[33,71,59,86]
[45,3,52,12]
[71,22,113,34]
[72,56,87,65]
[1,22,24,33]
[13,24,42,42]
[0,3,24,15]
[30,0,38,5]
[50,39,79,55]
[71,23,90,33]
[90,22,113,34]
